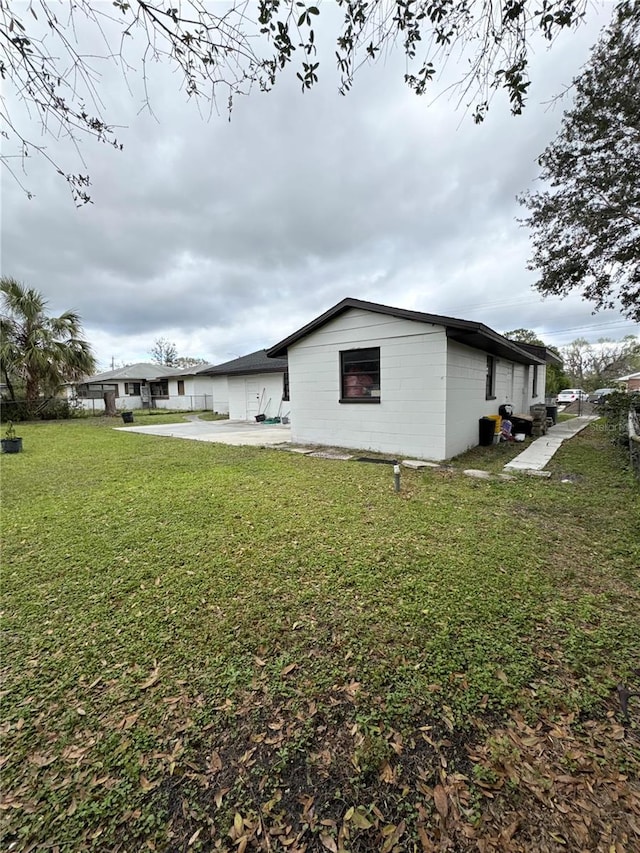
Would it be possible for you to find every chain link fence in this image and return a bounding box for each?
[629,407,640,481]
[1,394,216,422]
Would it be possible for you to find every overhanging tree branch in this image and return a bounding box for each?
[519,0,640,322]
[1,0,590,203]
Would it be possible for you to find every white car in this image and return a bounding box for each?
[557,388,589,404]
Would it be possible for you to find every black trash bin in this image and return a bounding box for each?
[546,405,558,425]
[511,416,533,437]
[121,411,134,424]
[479,417,495,446]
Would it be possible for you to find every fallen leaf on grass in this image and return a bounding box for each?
[433,785,448,820]
[381,820,406,853]
[281,663,298,677]
[207,751,222,774]
[187,828,201,846]
[214,787,230,808]
[320,833,337,852]
[139,666,160,690]
[28,752,57,767]
[500,820,519,843]
[418,826,435,851]
[379,761,395,783]
[351,810,373,830]
[117,713,140,730]
[140,775,160,792]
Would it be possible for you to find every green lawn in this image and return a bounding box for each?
[115,410,228,427]
[1,418,639,852]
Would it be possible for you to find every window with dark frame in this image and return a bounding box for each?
[532,365,539,398]
[177,380,185,396]
[124,382,141,396]
[282,371,290,402]
[78,382,119,399]
[340,348,381,403]
[150,380,169,399]
[486,356,496,400]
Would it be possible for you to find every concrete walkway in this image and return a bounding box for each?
[504,415,598,474]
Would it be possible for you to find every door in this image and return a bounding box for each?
[245,379,262,420]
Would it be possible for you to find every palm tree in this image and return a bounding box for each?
[0,277,96,409]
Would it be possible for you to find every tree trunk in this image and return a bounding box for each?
[103,390,117,416]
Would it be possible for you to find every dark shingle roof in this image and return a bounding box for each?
[267,298,545,365]
[197,350,287,377]
[507,341,563,367]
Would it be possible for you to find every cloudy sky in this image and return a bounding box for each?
[2,1,637,371]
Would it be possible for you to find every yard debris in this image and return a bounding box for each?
[617,682,640,722]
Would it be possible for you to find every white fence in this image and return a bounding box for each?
[77,394,214,413]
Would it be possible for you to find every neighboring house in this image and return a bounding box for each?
[617,371,640,392]
[197,350,289,421]
[70,363,213,412]
[267,297,555,461]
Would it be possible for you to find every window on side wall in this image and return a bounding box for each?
[124,382,141,396]
[340,348,381,403]
[282,371,290,402]
[486,356,496,400]
[177,380,185,396]
[532,365,539,398]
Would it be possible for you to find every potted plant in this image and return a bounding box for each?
[1,422,23,454]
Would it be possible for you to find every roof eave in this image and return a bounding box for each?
[267,297,544,364]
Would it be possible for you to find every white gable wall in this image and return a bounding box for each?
[288,309,448,460]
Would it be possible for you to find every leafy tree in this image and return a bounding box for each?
[519,1,640,321]
[175,356,208,369]
[503,328,546,345]
[559,335,640,388]
[0,277,96,407]
[149,337,178,367]
[1,0,590,202]
[503,327,567,394]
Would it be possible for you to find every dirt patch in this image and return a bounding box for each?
[151,684,640,853]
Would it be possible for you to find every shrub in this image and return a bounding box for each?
[0,396,85,423]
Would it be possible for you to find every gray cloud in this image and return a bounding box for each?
[2,3,637,370]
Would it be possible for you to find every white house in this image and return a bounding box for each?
[267,298,556,461]
[71,363,215,412]
[197,350,289,421]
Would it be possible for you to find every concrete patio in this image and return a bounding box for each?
[116,412,598,473]
[116,418,292,447]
